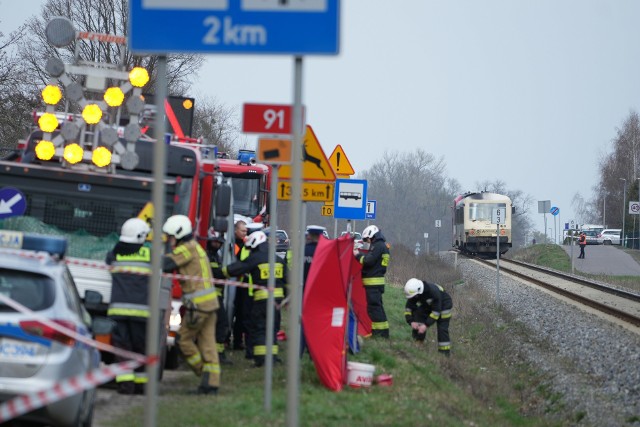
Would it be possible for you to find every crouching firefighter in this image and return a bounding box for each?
[403,278,453,356]
[222,231,288,367]
[162,215,221,395]
[106,218,152,395]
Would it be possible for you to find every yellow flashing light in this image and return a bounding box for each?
[92,146,112,167]
[183,99,193,110]
[38,113,59,133]
[104,87,125,107]
[63,143,83,164]
[82,104,102,125]
[129,67,149,88]
[42,85,63,105]
[35,140,55,160]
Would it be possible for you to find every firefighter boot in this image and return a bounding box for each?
[117,381,135,395]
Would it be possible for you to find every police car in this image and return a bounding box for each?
[0,230,99,427]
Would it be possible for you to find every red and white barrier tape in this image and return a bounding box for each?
[0,293,155,422]
[0,360,142,423]
[0,248,271,293]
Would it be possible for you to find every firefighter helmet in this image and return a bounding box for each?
[245,230,267,249]
[362,225,379,240]
[120,218,150,244]
[404,278,424,299]
[207,227,225,243]
[162,215,192,239]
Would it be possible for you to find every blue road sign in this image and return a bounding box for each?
[550,206,560,216]
[129,0,340,55]
[365,200,376,220]
[334,179,367,220]
[0,187,27,219]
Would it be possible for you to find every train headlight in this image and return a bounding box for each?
[183,99,193,110]
[41,85,62,105]
[63,143,84,164]
[82,104,103,125]
[104,87,125,107]
[38,113,59,133]
[129,67,149,88]
[35,140,55,160]
[92,146,112,167]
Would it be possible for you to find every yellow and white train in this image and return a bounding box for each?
[452,192,514,257]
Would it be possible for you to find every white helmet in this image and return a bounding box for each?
[120,218,150,244]
[162,215,192,239]
[362,225,379,240]
[245,230,267,249]
[404,278,424,299]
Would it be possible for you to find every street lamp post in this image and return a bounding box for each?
[620,178,627,247]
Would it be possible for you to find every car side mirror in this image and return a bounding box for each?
[91,316,116,335]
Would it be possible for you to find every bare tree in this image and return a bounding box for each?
[192,96,249,156]
[0,25,38,156]
[360,149,459,249]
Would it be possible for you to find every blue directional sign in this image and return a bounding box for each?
[365,200,376,220]
[129,0,340,55]
[0,187,27,219]
[334,179,367,220]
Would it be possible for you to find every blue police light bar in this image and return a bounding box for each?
[237,150,256,165]
[0,230,67,258]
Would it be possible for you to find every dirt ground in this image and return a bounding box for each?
[93,368,189,427]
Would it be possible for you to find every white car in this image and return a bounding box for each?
[597,229,622,245]
[0,231,99,427]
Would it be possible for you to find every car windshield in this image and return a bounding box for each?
[0,268,55,312]
[276,231,287,241]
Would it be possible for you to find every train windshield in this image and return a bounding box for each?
[468,203,507,221]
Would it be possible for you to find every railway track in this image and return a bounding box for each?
[463,253,640,328]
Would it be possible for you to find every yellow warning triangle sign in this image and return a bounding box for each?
[279,125,336,182]
[328,144,355,175]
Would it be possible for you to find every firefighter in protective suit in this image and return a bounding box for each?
[404,278,453,356]
[354,225,391,338]
[222,231,287,367]
[106,218,152,395]
[162,215,220,395]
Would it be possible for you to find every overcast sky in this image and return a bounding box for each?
[3,1,640,238]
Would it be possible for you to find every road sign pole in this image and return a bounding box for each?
[144,55,166,427]
[264,165,279,412]
[496,223,500,307]
[286,56,304,427]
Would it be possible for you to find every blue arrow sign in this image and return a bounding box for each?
[129,0,340,55]
[334,179,367,220]
[0,187,27,219]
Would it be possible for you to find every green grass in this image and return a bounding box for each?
[104,252,567,427]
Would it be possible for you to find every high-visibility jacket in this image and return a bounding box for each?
[223,244,287,302]
[579,234,587,246]
[163,238,219,312]
[404,280,452,327]
[356,235,390,286]
[106,243,152,318]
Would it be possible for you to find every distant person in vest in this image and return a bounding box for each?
[231,219,248,352]
[403,278,453,356]
[578,232,587,259]
[353,225,391,338]
[162,215,220,395]
[106,218,152,395]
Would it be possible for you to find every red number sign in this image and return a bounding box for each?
[242,103,292,134]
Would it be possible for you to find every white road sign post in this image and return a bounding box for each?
[492,208,506,306]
